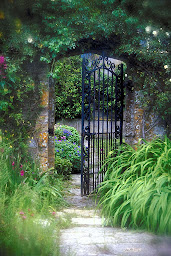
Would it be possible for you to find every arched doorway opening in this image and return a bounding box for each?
[51,50,126,195]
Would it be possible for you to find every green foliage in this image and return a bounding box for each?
[0,0,170,130]
[98,137,171,234]
[54,56,82,120]
[0,139,39,193]
[0,138,66,207]
[55,156,72,180]
[55,125,81,173]
[0,139,67,255]
[0,185,61,256]
[54,55,127,120]
[0,56,42,141]
[55,124,81,145]
[55,140,81,173]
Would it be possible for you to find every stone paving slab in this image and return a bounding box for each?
[63,209,100,217]
[59,174,171,256]
[71,217,102,226]
[60,226,171,256]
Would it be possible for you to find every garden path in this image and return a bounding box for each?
[59,174,171,256]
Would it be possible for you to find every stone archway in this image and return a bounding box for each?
[30,44,166,172]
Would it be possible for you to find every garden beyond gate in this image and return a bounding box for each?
[81,53,124,196]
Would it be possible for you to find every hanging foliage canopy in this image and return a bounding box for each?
[0,0,170,132]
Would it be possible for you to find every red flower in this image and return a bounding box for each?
[20,170,24,176]
[12,161,15,166]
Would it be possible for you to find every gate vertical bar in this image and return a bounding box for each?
[81,56,85,196]
[119,63,124,145]
[87,73,91,194]
[115,76,118,148]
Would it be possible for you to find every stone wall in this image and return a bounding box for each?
[125,87,166,145]
[28,58,167,172]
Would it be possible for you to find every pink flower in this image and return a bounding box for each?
[20,170,24,176]
[20,164,23,168]
[19,211,24,215]
[31,213,34,217]
[0,56,5,64]
[52,211,56,215]
[22,216,27,220]
[12,161,15,166]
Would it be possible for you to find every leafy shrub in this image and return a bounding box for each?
[0,138,67,255]
[55,124,80,145]
[55,139,81,173]
[0,141,39,194]
[0,183,61,256]
[0,138,66,207]
[98,137,171,235]
[55,156,72,180]
[54,56,82,120]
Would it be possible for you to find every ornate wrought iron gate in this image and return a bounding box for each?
[81,53,124,196]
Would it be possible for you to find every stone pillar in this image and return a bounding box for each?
[35,88,49,171]
[48,76,55,169]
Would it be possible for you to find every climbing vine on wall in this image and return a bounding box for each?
[0,56,42,141]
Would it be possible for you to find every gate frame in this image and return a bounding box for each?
[81,53,124,196]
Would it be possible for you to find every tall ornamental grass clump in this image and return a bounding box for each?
[0,138,66,255]
[98,137,171,234]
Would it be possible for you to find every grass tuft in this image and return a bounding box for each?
[97,136,171,234]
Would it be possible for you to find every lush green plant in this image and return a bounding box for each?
[0,138,67,255]
[55,139,81,173]
[0,184,61,256]
[0,0,170,130]
[55,124,81,145]
[54,56,82,120]
[55,156,72,180]
[54,125,81,174]
[0,56,42,141]
[97,137,171,235]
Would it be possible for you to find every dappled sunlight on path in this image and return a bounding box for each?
[59,174,171,256]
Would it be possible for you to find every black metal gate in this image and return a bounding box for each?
[81,53,124,196]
